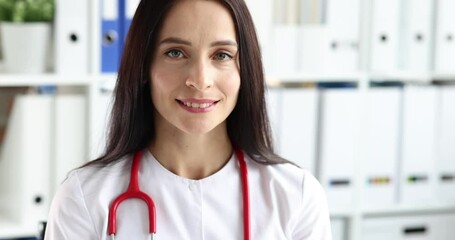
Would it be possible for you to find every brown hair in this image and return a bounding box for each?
[84,0,285,167]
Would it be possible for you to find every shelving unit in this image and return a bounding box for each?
[250,0,455,240]
[1,0,455,239]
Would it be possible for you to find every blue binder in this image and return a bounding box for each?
[124,0,140,37]
[101,0,123,73]
[101,0,140,73]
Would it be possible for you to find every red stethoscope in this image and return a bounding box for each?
[108,148,251,240]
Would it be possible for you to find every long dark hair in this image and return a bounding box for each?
[84,0,286,167]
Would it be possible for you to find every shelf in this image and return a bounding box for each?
[432,73,455,81]
[266,72,363,84]
[329,202,455,218]
[330,208,358,218]
[361,202,455,217]
[368,71,433,82]
[0,73,117,87]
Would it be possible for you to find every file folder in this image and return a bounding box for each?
[0,95,52,228]
[52,95,87,194]
[435,86,455,201]
[101,0,122,73]
[434,0,455,73]
[362,88,400,206]
[279,88,318,173]
[319,88,360,209]
[55,0,89,74]
[370,0,400,72]
[400,86,438,204]
[400,0,433,72]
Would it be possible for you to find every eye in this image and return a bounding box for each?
[165,49,184,59]
[214,52,233,61]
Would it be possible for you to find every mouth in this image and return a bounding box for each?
[176,99,220,109]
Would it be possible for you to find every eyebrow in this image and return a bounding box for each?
[159,37,238,48]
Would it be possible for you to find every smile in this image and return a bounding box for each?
[183,102,213,109]
[176,99,220,112]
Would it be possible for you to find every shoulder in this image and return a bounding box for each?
[55,155,132,206]
[245,154,327,210]
[246,155,332,238]
[246,155,324,199]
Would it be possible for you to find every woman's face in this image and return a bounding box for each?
[150,0,240,135]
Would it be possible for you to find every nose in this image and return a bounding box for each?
[185,59,213,90]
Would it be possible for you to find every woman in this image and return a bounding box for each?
[45,0,332,239]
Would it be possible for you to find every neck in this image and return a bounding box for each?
[149,123,233,180]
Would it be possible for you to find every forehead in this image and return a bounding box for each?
[158,0,237,41]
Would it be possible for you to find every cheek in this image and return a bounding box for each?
[221,72,241,97]
[151,65,181,94]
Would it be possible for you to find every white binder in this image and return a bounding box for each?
[272,25,299,77]
[399,0,433,73]
[299,26,329,73]
[124,0,141,35]
[362,214,446,240]
[244,0,274,75]
[55,0,89,74]
[400,86,438,204]
[434,0,455,73]
[265,87,282,152]
[319,88,360,209]
[369,0,400,72]
[90,91,113,159]
[331,218,346,240]
[0,95,52,227]
[52,95,87,194]
[278,88,318,173]
[435,86,455,201]
[361,88,400,206]
[324,0,360,72]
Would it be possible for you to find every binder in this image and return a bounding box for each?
[362,88,400,206]
[123,0,141,38]
[319,88,360,209]
[52,95,87,194]
[434,0,455,73]
[400,86,438,204]
[369,0,400,72]
[324,0,359,72]
[299,26,329,72]
[0,95,52,227]
[435,86,455,201]
[278,88,318,173]
[272,25,299,77]
[331,218,346,240]
[101,0,122,73]
[399,0,433,72]
[265,87,282,152]
[245,0,274,75]
[90,92,113,158]
[362,214,446,240]
[55,0,89,74]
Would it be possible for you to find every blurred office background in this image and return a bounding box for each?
[1,0,455,239]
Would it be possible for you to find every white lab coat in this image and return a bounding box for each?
[45,150,332,240]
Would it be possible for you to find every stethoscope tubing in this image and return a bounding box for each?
[108,149,250,239]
